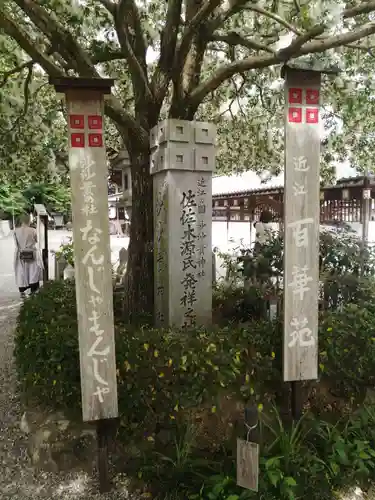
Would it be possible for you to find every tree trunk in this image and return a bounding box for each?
[125,146,154,324]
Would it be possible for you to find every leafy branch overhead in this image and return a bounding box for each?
[1,1,375,178]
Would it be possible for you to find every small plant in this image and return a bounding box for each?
[54,238,74,267]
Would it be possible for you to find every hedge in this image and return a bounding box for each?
[14,279,375,498]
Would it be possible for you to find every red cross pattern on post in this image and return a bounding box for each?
[288,87,320,124]
[68,113,104,149]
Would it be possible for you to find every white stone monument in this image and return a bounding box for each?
[150,119,215,328]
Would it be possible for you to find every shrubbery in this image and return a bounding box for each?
[14,226,375,499]
[15,280,280,432]
[14,275,375,498]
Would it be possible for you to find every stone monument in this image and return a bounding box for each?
[150,119,215,328]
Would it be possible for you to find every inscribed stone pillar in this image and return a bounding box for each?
[150,119,215,328]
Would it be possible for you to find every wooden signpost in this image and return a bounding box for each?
[50,77,118,492]
[282,67,321,416]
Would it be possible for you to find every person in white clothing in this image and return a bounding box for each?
[14,214,43,298]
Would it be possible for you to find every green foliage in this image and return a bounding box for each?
[15,279,279,418]
[14,277,375,499]
[0,180,71,220]
[0,33,68,185]
[22,182,71,213]
[319,302,375,396]
[2,0,375,178]
[0,182,27,218]
[53,238,74,267]
[186,407,375,500]
[213,227,375,323]
[14,280,80,410]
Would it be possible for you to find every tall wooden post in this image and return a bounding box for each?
[283,67,321,417]
[50,77,118,492]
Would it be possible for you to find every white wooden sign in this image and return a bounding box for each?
[283,68,321,382]
[52,79,118,422]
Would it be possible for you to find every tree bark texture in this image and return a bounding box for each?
[125,147,154,323]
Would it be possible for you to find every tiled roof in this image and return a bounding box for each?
[212,172,373,198]
[212,171,284,196]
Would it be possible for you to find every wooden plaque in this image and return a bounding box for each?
[64,87,118,421]
[283,69,321,382]
[237,439,259,491]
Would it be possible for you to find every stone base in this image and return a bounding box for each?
[20,410,96,473]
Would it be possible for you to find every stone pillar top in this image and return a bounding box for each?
[150,119,216,175]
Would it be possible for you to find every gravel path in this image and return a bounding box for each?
[0,304,138,500]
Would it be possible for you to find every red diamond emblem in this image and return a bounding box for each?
[288,107,302,123]
[69,115,84,129]
[88,115,103,130]
[306,108,319,124]
[288,88,302,104]
[306,89,320,105]
[71,133,85,148]
[88,133,103,147]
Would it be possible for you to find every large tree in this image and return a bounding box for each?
[1,0,375,317]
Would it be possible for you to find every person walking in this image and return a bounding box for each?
[14,213,43,298]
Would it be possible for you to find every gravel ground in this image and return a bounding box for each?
[0,305,138,500]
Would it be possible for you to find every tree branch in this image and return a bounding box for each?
[0,60,34,87]
[114,1,152,102]
[116,0,147,68]
[244,5,303,35]
[209,32,276,54]
[343,0,375,19]
[160,0,183,68]
[189,21,375,106]
[175,0,222,71]
[12,0,99,77]
[96,0,116,15]
[207,0,249,34]
[151,0,183,110]
[277,25,324,60]
[2,1,146,147]
[0,10,63,77]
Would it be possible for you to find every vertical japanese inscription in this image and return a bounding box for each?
[67,95,117,422]
[180,189,198,328]
[283,69,321,382]
[155,180,168,326]
[196,177,208,278]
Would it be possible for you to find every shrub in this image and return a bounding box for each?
[15,280,281,429]
[319,303,375,398]
[14,280,81,410]
[214,227,375,324]
[14,278,375,498]
[53,238,74,267]
[187,407,375,500]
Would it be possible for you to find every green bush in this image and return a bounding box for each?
[14,280,81,410]
[15,280,281,426]
[14,279,375,499]
[187,407,375,500]
[319,303,375,397]
[215,227,375,322]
